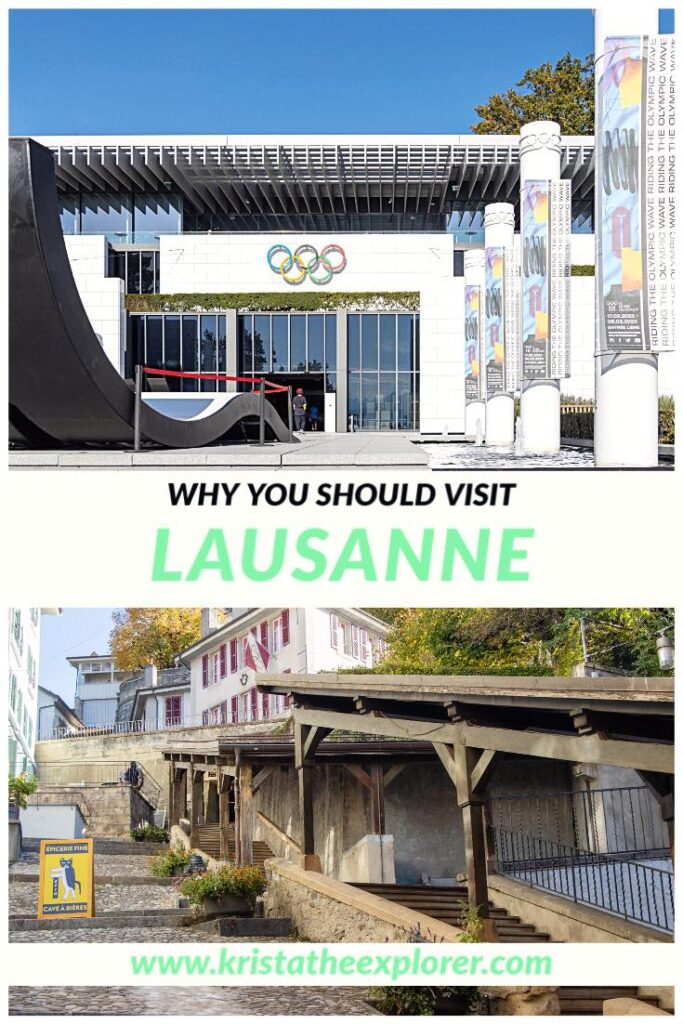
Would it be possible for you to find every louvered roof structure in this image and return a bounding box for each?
[36,134,596,232]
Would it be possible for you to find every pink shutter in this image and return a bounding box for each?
[202,655,209,688]
[230,639,237,673]
[330,613,339,650]
[262,692,270,719]
[250,688,258,721]
[282,609,290,646]
[260,621,268,646]
[360,629,369,664]
[352,624,360,660]
[220,644,227,678]
[231,695,239,723]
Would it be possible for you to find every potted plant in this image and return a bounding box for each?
[150,843,195,877]
[8,774,37,818]
[178,865,266,917]
[130,821,169,844]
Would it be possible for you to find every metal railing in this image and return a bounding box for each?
[490,824,674,934]
[38,705,291,742]
[35,761,162,809]
[489,787,670,860]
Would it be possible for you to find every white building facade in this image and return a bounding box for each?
[8,608,61,774]
[34,134,674,435]
[182,607,389,725]
[68,653,133,728]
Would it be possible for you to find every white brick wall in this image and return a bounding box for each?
[64,236,125,373]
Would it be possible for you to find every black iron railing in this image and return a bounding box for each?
[490,825,674,934]
[489,786,669,860]
[35,761,162,809]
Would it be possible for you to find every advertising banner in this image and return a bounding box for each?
[485,247,505,396]
[504,238,521,392]
[597,35,676,354]
[464,284,482,404]
[522,179,571,380]
[37,839,95,919]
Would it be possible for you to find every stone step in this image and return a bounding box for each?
[21,838,169,856]
[192,916,292,938]
[10,908,196,932]
[558,988,660,1015]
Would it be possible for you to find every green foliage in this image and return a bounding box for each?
[372,608,674,678]
[179,865,267,910]
[571,264,595,276]
[457,901,485,943]
[659,395,675,445]
[9,774,38,809]
[560,397,674,445]
[368,986,488,1016]
[130,822,169,843]
[472,52,594,134]
[149,843,193,877]
[126,292,420,314]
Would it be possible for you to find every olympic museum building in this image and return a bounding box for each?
[35,133,674,435]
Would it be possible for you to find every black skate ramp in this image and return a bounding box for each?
[9,137,293,448]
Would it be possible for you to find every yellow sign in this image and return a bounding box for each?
[37,839,95,919]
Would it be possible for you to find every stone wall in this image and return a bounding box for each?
[26,785,155,838]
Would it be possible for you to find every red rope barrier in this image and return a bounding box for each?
[142,366,289,394]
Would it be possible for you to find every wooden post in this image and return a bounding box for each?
[370,763,386,835]
[239,761,254,865]
[218,770,231,861]
[233,756,242,868]
[294,720,327,872]
[190,764,203,846]
[168,762,177,828]
[206,778,219,824]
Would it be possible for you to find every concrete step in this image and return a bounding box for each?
[21,837,169,856]
[10,908,196,932]
[192,916,292,938]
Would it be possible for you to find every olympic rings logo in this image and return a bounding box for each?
[267,243,347,285]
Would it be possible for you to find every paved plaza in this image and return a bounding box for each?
[9,986,379,1015]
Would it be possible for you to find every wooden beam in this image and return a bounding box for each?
[383,764,406,789]
[255,810,301,854]
[304,725,332,762]
[252,766,277,794]
[294,721,322,871]
[293,708,673,774]
[239,761,253,865]
[344,764,373,790]
[470,750,498,794]
[218,773,231,861]
[370,763,386,835]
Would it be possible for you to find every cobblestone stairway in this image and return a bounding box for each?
[354,883,551,941]
[194,823,273,866]
[557,988,662,1015]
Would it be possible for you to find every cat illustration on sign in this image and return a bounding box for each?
[50,857,82,900]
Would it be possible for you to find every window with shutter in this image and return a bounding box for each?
[165,696,181,726]
[249,688,259,721]
[260,621,269,647]
[202,710,209,725]
[330,613,339,650]
[220,700,228,724]
[360,629,369,664]
[262,692,270,719]
[230,639,237,673]
[352,624,360,660]
[220,644,227,678]
[202,655,209,688]
[272,618,282,652]
[231,695,239,723]
[282,609,290,645]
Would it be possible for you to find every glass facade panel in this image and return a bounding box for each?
[59,196,79,234]
[128,315,144,372]
[325,314,337,370]
[398,373,414,430]
[379,374,397,429]
[291,315,306,371]
[108,250,126,283]
[133,194,182,235]
[308,316,324,371]
[126,252,141,293]
[140,251,156,293]
[239,316,253,376]
[145,316,163,368]
[217,316,227,380]
[182,316,199,392]
[397,315,413,370]
[362,315,378,370]
[379,316,396,371]
[348,315,360,369]
[348,374,361,432]
[254,315,270,374]
[80,193,132,237]
[361,373,378,430]
[164,316,181,391]
[272,316,288,372]
[200,315,217,392]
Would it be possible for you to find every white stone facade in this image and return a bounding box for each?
[185,607,389,724]
[64,235,126,373]
[8,608,60,774]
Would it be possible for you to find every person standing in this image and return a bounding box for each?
[292,388,307,432]
[309,404,319,431]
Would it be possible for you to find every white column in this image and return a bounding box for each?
[519,121,562,453]
[463,250,486,441]
[594,7,659,467]
[484,203,515,446]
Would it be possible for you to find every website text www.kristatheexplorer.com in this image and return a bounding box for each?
[130,946,553,982]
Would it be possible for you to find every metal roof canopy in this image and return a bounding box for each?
[35,135,596,230]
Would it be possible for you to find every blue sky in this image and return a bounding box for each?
[9,8,600,135]
[39,608,116,704]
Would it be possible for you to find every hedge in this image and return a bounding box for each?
[561,396,674,444]
[126,291,420,313]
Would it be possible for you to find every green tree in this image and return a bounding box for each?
[110,608,203,670]
[373,609,673,677]
[471,53,594,135]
